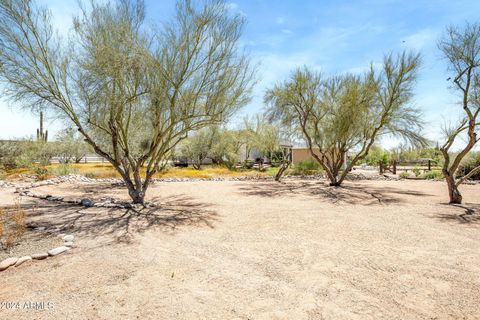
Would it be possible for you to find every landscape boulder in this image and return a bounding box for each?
[48,246,69,256]
[63,235,74,242]
[80,198,94,207]
[0,257,19,271]
[14,256,32,267]
[31,252,48,260]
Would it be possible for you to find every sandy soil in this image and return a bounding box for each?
[1,179,479,319]
[0,230,64,261]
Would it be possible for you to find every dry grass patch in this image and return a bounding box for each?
[0,202,27,251]
[3,163,270,180]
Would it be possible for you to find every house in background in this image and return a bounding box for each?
[291,145,351,168]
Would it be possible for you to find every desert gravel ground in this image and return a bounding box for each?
[1,179,479,319]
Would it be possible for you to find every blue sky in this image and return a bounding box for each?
[1,0,479,149]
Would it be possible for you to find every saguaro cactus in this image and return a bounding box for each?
[36,111,48,142]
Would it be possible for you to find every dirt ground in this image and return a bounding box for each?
[1,179,479,320]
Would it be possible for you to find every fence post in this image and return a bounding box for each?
[393,160,397,174]
[379,161,383,174]
[428,160,431,171]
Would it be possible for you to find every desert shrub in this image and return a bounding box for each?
[0,165,5,179]
[50,163,78,176]
[423,170,444,180]
[399,171,409,179]
[458,152,480,180]
[15,141,55,167]
[412,166,421,177]
[292,159,321,175]
[365,145,390,166]
[84,172,99,179]
[243,161,254,169]
[0,204,26,251]
[0,140,24,168]
[32,166,49,180]
[54,128,90,163]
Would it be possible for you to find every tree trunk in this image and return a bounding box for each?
[328,167,342,187]
[445,172,462,204]
[328,173,341,186]
[275,160,290,182]
[127,186,146,204]
[119,167,152,206]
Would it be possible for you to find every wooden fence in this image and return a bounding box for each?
[379,160,438,174]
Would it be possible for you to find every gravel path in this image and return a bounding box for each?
[1,179,479,319]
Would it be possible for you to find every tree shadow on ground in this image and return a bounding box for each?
[37,182,128,198]
[237,180,433,205]
[435,203,480,225]
[17,195,218,246]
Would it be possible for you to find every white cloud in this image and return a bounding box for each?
[275,16,285,25]
[226,2,239,11]
[225,2,247,17]
[402,29,438,51]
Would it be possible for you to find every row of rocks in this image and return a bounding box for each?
[5,171,408,191]
[345,173,400,181]
[19,189,155,210]
[0,234,75,272]
[0,180,15,188]
[16,174,278,187]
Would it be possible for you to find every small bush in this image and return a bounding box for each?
[458,152,480,180]
[412,166,421,177]
[32,166,50,181]
[0,165,5,180]
[399,171,409,179]
[423,170,443,180]
[84,172,98,179]
[0,203,27,251]
[292,159,321,175]
[50,163,78,176]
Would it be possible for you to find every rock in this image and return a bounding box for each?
[64,242,74,247]
[0,257,19,271]
[26,222,38,229]
[48,246,69,256]
[36,226,46,231]
[31,252,48,260]
[80,198,94,207]
[63,235,74,242]
[14,256,32,267]
[49,196,63,201]
[57,233,66,238]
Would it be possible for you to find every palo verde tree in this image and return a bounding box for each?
[266,51,425,186]
[0,0,253,204]
[239,115,281,169]
[55,127,90,164]
[438,23,480,204]
[180,127,218,170]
